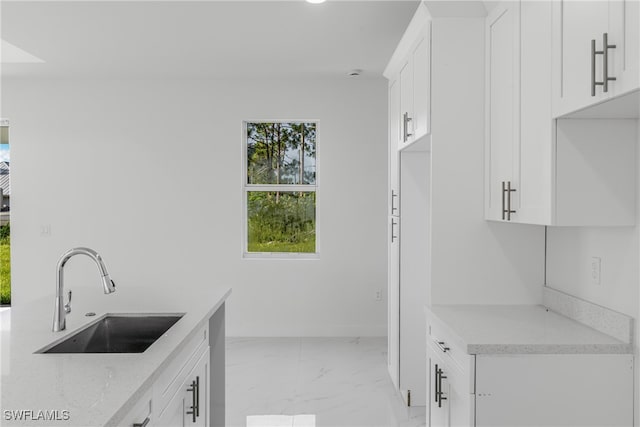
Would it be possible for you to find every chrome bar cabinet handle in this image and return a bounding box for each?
[391,218,398,243]
[592,33,616,96]
[602,32,616,93]
[186,379,197,423]
[434,363,440,404]
[195,376,200,418]
[391,190,398,214]
[436,340,450,353]
[133,417,150,427]
[402,113,407,142]
[437,367,447,408]
[501,181,506,220]
[591,39,603,96]
[403,112,413,142]
[506,181,516,221]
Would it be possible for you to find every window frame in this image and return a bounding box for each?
[241,120,320,260]
[0,118,10,307]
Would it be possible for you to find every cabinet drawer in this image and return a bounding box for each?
[154,324,208,412]
[427,319,474,393]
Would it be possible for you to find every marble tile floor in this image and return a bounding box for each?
[226,337,426,427]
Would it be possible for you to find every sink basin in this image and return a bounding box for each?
[39,314,184,354]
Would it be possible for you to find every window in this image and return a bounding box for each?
[0,120,10,305]
[243,121,318,258]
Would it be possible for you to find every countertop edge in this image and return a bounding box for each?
[426,304,634,356]
[467,343,634,355]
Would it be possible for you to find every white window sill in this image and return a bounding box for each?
[243,252,320,260]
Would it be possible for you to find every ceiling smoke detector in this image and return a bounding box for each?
[347,69,363,77]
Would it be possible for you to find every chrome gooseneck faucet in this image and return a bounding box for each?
[53,247,116,332]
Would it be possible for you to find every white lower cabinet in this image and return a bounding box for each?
[475,354,633,426]
[119,325,211,427]
[156,346,210,427]
[427,341,474,427]
[427,324,634,426]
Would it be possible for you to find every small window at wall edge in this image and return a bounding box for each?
[242,120,319,259]
[0,119,11,307]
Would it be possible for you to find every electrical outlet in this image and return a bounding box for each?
[375,290,382,301]
[590,257,601,286]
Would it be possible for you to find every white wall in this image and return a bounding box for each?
[546,226,639,317]
[4,76,389,336]
[429,17,545,305]
[545,117,639,425]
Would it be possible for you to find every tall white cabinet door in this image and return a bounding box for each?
[518,0,552,225]
[387,79,401,390]
[389,80,401,217]
[552,1,610,116]
[387,215,400,389]
[485,1,520,221]
[399,151,429,405]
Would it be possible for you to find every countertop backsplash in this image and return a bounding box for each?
[543,286,634,345]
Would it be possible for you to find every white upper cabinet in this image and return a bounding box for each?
[485,1,520,221]
[384,6,431,150]
[552,0,640,117]
[485,0,637,226]
[518,0,554,224]
[399,61,415,145]
[611,0,639,97]
[411,35,430,141]
[398,28,430,148]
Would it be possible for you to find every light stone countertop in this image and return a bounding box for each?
[0,285,231,427]
[427,305,633,355]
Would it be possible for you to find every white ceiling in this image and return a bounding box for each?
[1,1,420,78]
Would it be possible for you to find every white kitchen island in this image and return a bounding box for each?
[0,286,231,427]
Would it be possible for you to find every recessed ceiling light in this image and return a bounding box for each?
[306,0,326,4]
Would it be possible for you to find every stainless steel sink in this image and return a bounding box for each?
[38,314,184,354]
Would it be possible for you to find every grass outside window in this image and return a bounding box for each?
[0,224,10,305]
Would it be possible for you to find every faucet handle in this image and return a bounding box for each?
[64,290,72,314]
